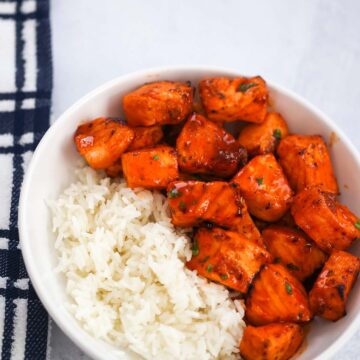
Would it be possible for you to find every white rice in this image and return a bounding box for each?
[51,165,245,360]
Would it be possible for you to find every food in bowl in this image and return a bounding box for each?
[50,76,360,360]
[52,168,244,359]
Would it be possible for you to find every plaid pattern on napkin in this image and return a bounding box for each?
[0,0,52,358]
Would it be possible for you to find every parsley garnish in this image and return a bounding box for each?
[179,201,187,212]
[152,154,159,160]
[355,220,360,230]
[237,82,258,92]
[167,188,182,198]
[255,177,263,186]
[192,238,199,256]
[273,129,282,141]
[220,274,229,280]
[206,264,213,273]
[200,256,210,264]
[285,282,293,295]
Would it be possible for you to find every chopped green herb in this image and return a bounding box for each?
[179,201,187,211]
[255,177,263,186]
[167,188,182,198]
[237,82,258,92]
[152,154,160,160]
[192,238,199,256]
[190,174,203,181]
[200,256,210,264]
[355,220,360,230]
[220,274,229,280]
[273,129,282,141]
[285,282,293,295]
[206,264,213,273]
[287,263,300,271]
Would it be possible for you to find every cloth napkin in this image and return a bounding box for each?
[0,0,52,358]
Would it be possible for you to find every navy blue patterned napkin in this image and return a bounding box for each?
[0,0,52,358]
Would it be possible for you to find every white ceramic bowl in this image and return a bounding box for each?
[19,66,360,360]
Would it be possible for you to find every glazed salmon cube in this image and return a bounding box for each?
[291,186,360,253]
[238,112,289,157]
[187,227,272,293]
[240,323,305,360]
[176,113,247,177]
[262,226,327,281]
[167,180,263,245]
[232,154,293,222]
[246,264,312,325]
[127,125,164,151]
[199,76,268,123]
[277,134,338,193]
[309,250,360,321]
[122,146,178,189]
[122,81,193,126]
[74,117,134,169]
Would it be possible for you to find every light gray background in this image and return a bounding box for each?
[50,0,360,359]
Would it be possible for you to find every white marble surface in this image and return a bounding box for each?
[50,0,360,359]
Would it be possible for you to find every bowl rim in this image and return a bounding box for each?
[19,65,360,360]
